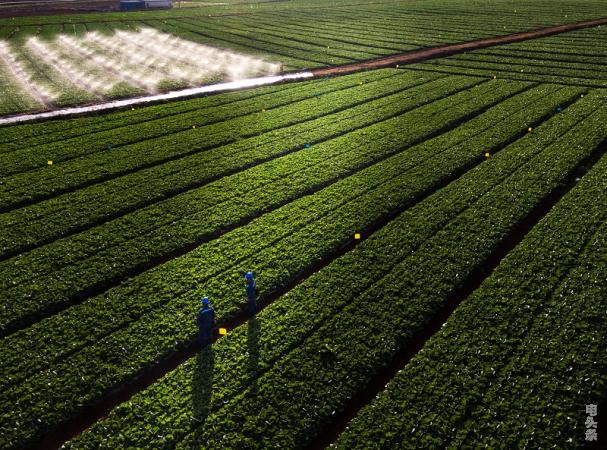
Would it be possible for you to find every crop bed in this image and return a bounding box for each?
[1,1,607,449]
[412,26,607,87]
[335,146,607,450]
[61,88,607,450]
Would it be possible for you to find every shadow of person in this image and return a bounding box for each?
[190,345,214,446]
[247,317,261,394]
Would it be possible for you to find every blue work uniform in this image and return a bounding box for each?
[246,279,257,313]
[197,306,215,346]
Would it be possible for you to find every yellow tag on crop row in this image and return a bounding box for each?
[47,160,53,165]
[219,328,227,336]
[485,152,491,159]
[528,127,533,132]
[354,233,361,240]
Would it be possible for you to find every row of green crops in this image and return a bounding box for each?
[0,70,403,204]
[0,60,40,116]
[415,58,607,88]
[145,9,607,75]
[0,82,600,449]
[158,10,492,64]
[0,73,460,262]
[162,92,607,449]
[10,25,96,105]
[190,10,496,54]
[0,77,552,448]
[335,150,607,450]
[0,76,525,389]
[61,88,607,450]
[3,76,559,387]
[1,73,488,330]
[1,2,607,448]
[168,18,376,64]
[0,71,433,209]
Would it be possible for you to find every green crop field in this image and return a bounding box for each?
[0,0,606,449]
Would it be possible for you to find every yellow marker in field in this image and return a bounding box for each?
[192,125,196,129]
[493,75,497,79]
[219,328,227,336]
[47,160,53,165]
[485,152,491,159]
[354,233,361,240]
[528,127,533,132]
[262,109,266,112]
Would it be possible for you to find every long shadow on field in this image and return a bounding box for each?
[248,318,261,394]
[191,345,215,445]
[188,319,260,446]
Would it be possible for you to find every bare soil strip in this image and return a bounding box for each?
[1,16,606,125]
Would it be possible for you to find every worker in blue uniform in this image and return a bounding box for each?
[245,271,257,314]
[197,297,215,347]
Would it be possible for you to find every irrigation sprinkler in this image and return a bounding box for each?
[0,40,55,105]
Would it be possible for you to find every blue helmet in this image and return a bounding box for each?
[245,271,254,281]
[201,296,209,306]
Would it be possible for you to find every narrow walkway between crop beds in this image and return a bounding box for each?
[1,16,607,125]
[31,88,584,450]
[306,137,607,450]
